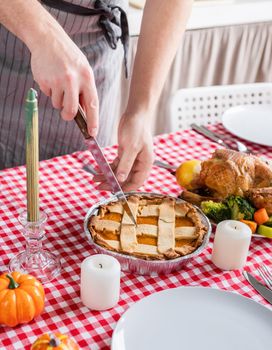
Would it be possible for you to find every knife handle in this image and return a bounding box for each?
[74,107,90,140]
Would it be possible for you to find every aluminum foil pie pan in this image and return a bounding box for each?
[84,192,212,275]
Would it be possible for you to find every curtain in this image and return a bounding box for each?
[116,21,272,139]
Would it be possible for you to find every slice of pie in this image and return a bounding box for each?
[88,195,208,260]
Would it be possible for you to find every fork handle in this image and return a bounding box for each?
[191,123,230,149]
[154,160,176,170]
[200,124,226,140]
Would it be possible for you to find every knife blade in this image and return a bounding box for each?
[74,105,137,226]
[243,271,272,305]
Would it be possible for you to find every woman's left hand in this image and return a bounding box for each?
[93,111,154,191]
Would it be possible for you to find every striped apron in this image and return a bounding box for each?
[0,0,128,170]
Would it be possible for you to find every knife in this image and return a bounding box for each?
[243,271,272,305]
[74,105,137,226]
[191,123,230,149]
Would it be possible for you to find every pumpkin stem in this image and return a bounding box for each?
[6,274,19,289]
[49,334,61,347]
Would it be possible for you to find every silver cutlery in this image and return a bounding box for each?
[192,124,272,166]
[243,270,272,305]
[191,123,230,149]
[191,123,249,153]
[200,124,249,153]
[153,159,176,170]
[257,265,272,289]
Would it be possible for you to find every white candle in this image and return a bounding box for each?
[212,220,251,270]
[80,254,121,310]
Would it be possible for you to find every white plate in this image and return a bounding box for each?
[222,105,272,146]
[111,287,272,350]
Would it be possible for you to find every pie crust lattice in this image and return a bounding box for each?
[89,195,207,260]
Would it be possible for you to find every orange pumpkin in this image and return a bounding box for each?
[31,333,80,350]
[0,271,45,327]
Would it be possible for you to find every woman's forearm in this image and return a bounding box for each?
[126,0,193,115]
[0,0,66,52]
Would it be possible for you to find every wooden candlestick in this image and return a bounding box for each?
[25,88,39,222]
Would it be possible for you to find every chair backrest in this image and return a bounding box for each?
[168,83,272,132]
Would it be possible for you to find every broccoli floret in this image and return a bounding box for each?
[201,200,231,223]
[224,195,255,220]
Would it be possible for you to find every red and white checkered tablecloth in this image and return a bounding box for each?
[0,124,271,349]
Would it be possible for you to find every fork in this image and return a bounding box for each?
[197,125,272,165]
[191,123,230,149]
[201,125,249,153]
[191,123,250,153]
[257,265,272,289]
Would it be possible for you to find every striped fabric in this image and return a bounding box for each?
[0,0,126,170]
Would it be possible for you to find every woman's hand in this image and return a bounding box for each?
[30,25,99,136]
[94,111,154,191]
[115,113,154,191]
[0,0,99,136]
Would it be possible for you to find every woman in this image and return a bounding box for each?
[0,0,192,190]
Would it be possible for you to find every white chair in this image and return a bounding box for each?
[168,83,272,132]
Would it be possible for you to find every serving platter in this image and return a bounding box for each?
[84,192,212,275]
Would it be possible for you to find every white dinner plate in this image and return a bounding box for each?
[111,287,272,350]
[222,105,272,146]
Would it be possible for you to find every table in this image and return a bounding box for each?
[0,124,271,349]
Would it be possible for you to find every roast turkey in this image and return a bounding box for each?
[195,149,272,199]
[181,149,272,213]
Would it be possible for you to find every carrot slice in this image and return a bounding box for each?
[240,219,257,234]
[253,208,269,225]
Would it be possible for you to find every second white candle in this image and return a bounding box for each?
[212,220,251,270]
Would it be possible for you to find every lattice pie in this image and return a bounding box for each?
[88,195,208,260]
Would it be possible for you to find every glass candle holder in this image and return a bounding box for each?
[9,210,61,283]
